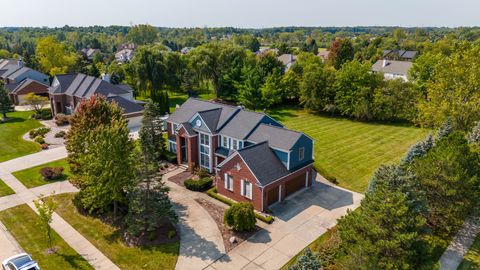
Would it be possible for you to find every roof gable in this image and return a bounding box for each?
[246,124,305,150]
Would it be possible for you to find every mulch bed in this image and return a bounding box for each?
[194,198,259,251]
[168,171,198,187]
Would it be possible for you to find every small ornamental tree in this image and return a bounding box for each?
[224,202,256,232]
[21,93,49,114]
[0,81,12,119]
[289,248,321,270]
[33,193,58,251]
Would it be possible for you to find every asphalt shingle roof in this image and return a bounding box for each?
[198,108,222,132]
[50,73,129,98]
[219,110,269,139]
[106,96,143,114]
[247,124,303,150]
[236,142,290,186]
[371,60,413,76]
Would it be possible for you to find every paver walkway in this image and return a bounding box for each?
[0,147,119,269]
[164,168,226,270]
[439,217,480,270]
[207,176,363,270]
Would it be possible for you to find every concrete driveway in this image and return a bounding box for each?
[208,177,363,270]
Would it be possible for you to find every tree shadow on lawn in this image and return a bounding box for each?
[0,116,27,124]
[55,251,91,269]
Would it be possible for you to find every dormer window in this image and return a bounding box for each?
[299,147,305,161]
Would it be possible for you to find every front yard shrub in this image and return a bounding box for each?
[163,151,177,163]
[224,202,256,232]
[197,168,210,178]
[207,187,274,224]
[40,166,64,180]
[32,109,53,120]
[184,177,212,191]
[34,135,45,144]
[29,127,51,139]
[54,114,70,126]
[54,131,66,138]
[40,143,49,150]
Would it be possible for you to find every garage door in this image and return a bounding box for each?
[285,172,306,197]
[267,187,279,206]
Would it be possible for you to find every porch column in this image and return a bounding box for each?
[187,137,194,172]
[175,134,182,165]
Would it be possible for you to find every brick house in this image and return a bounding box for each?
[48,73,144,129]
[0,59,50,105]
[166,98,315,211]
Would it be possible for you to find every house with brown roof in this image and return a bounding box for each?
[166,98,315,211]
[48,73,144,129]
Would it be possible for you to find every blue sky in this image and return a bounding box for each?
[1,0,478,28]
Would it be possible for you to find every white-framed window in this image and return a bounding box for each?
[232,139,238,150]
[222,136,228,148]
[224,173,233,191]
[241,179,253,199]
[169,141,177,153]
[299,147,305,161]
[172,123,178,132]
[199,133,210,170]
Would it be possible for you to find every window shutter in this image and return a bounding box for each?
[240,179,245,196]
[248,183,252,199]
[224,173,228,189]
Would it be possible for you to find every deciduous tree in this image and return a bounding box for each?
[21,93,49,114]
[36,36,79,76]
[0,82,12,119]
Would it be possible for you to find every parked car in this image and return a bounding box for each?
[2,253,39,270]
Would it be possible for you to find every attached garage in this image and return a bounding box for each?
[285,172,307,197]
[126,115,143,130]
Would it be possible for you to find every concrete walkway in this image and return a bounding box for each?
[439,217,480,270]
[0,148,119,269]
[0,221,23,261]
[208,176,363,270]
[164,168,226,270]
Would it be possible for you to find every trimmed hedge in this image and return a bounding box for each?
[207,187,274,224]
[184,177,212,191]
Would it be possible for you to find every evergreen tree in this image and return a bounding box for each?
[139,101,166,163]
[289,248,321,270]
[401,134,434,165]
[0,82,12,119]
[237,66,264,110]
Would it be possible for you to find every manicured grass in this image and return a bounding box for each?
[169,90,216,112]
[268,107,431,193]
[54,193,179,270]
[0,179,15,197]
[0,204,92,270]
[458,233,480,270]
[0,111,42,162]
[12,159,70,188]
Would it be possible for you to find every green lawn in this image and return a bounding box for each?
[268,107,430,193]
[168,90,216,112]
[0,111,42,162]
[12,159,70,189]
[0,204,92,270]
[0,179,15,196]
[458,233,480,269]
[54,193,179,270]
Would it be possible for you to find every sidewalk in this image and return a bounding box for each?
[0,148,119,269]
[439,217,480,270]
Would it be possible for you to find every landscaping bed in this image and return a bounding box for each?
[195,197,259,251]
[0,204,92,270]
[167,171,196,187]
[12,158,70,188]
[54,193,179,270]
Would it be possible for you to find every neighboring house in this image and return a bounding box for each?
[318,50,330,62]
[166,98,315,211]
[80,48,101,61]
[0,59,50,105]
[277,54,297,70]
[6,79,50,105]
[115,49,135,64]
[382,50,418,61]
[371,59,413,81]
[180,47,194,54]
[256,47,279,56]
[48,73,144,129]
